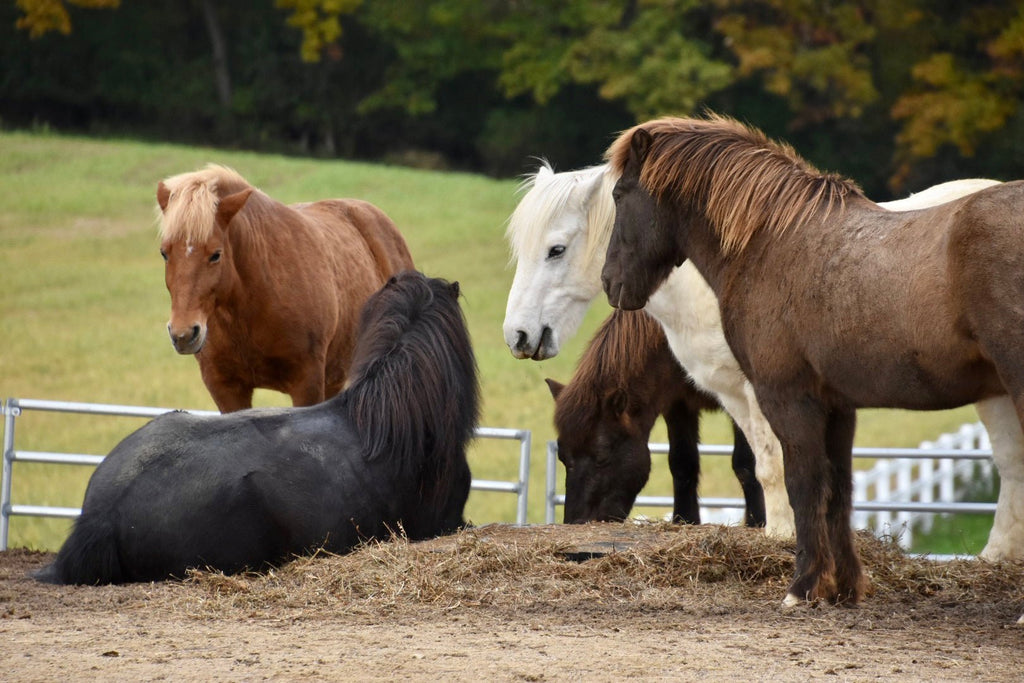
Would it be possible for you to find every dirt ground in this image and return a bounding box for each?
[2,523,1022,682]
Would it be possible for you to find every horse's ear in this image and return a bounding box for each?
[156,181,171,212]
[581,168,606,200]
[630,128,652,164]
[450,281,460,298]
[606,388,629,416]
[216,188,254,227]
[545,378,564,400]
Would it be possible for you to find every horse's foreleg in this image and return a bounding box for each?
[824,406,864,604]
[729,421,766,527]
[289,367,329,407]
[707,388,794,537]
[975,396,1024,561]
[200,366,254,413]
[758,394,835,606]
[743,388,795,538]
[663,401,702,524]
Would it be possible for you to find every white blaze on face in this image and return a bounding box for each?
[186,242,195,257]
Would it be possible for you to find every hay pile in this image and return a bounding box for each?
[183,523,1024,617]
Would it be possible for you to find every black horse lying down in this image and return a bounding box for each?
[35,271,480,584]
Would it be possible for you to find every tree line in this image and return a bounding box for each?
[5,0,1024,198]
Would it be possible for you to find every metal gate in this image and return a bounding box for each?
[1,397,531,550]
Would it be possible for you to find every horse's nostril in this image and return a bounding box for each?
[191,325,201,341]
[539,326,552,347]
[515,330,529,351]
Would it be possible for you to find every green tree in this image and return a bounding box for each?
[275,0,363,62]
[351,1,731,120]
[14,0,119,37]
[891,2,1024,186]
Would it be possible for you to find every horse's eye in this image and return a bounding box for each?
[547,245,566,260]
[209,250,222,264]
[160,249,168,262]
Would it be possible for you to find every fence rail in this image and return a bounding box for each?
[1,397,531,550]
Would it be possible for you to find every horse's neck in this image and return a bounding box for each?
[680,210,738,296]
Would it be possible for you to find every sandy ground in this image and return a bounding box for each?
[2,524,1023,682]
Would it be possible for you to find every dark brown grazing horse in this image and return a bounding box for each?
[601,114,1024,608]
[157,164,414,412]
[546,308,765,527]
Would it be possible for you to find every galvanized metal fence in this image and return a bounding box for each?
[0,397,531,550]
[546,431,997,549]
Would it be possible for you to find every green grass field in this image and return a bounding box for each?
[0,130,992,552]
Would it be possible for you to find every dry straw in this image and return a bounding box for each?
[183,523,1024,618]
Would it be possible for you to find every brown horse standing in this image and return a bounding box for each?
[602,114,1024,609]
[157,164,414,412]
[546,308,765,526]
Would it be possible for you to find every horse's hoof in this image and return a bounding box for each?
[781,593,803,609]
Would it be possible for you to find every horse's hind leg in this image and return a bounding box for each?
[975,396,1024,561]
[663,401,701,524]
[730,421,766,527]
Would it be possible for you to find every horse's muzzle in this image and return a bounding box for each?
[507,326,556,360]
[168,322,206,355]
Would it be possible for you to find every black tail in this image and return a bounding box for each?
[32,514,124,585]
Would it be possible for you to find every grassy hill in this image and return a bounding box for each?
[0,131,984,551]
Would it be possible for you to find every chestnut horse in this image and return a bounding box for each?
[156,164,414,412]
[34,272,478,584]
[546,308,764,526]
[602,114,1024,609]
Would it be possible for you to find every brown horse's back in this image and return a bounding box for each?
[305,199,415,279]
[288,198,415,401]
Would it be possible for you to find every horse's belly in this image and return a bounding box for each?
[817,350,999,410]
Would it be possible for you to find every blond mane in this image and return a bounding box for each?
[157,164,253,243]
[506,162,619,272]
[605,114,863,254]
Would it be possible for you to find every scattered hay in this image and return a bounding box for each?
[181,523,1024,618]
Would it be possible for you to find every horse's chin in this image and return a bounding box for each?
[530,347,555,361]
[172,342,204,355]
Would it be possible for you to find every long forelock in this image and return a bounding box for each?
[157,164,251,243]
[606,115,862,254]
[506,163,617,274]
[583,167,619,268]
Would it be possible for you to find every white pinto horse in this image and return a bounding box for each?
[504,163,1004,543]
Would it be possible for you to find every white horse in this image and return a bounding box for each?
[504,163,1003,541]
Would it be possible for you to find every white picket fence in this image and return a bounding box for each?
[851,422,994,548]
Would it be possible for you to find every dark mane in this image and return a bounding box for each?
[344,271,480,497]
[554,309,665,434]
[605,114,864,254]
